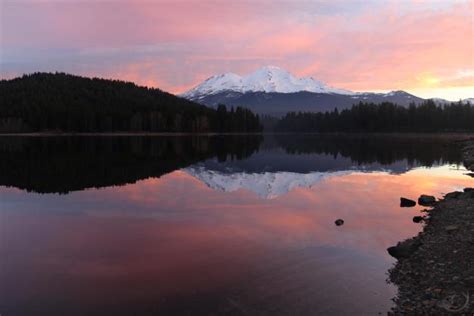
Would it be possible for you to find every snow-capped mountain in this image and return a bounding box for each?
[181,66,425,116]
[182,66,353,98]
[184,166,351,199]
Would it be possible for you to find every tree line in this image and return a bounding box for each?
[0,73,262,133]
[276,100,474,132]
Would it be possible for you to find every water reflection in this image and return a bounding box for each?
[0,134,463,194]
[0,135,471,315]
[0,135,262,193]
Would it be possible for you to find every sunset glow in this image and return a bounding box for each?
[2,164,471,312]
[1,0,473,100]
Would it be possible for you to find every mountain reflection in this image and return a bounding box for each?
[0,134,463,194]
[183,135,463,198]
[0,135,471,315]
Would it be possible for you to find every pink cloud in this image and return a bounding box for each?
[1,0,472,98]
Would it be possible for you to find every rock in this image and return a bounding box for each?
[445,191,462,200]
[422,300,433,306]
[387,238,422,259]
[335,219,344,226]
[462,188,474,198]
[400,197,416,207]
[418,195,436,206]
[445,225,459,232]
[463,277,474,287]
[413,216,424,223]
[459,192,474,199]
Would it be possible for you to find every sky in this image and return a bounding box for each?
[1,0,473,100]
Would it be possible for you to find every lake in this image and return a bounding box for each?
[0,134,472,315]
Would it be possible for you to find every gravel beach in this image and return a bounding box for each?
[388,140,474,314]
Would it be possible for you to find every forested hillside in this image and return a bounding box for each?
[0,73,262,133]
[276,100,474,132]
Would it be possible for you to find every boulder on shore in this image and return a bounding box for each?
[400,197,416,207]
[387,238,422,259]
[418,195,436,206]
[444,191,462,200]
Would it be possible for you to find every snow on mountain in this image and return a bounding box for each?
[181,66,354,98]
[430,97,451,105]
[180,66,432,116]
[184,166,351,199]
[430,97,474,105]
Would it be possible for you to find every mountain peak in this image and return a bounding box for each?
[184,166,352,199]
[181,66,354,98]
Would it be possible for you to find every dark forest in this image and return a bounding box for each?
[0,73,262,133]
[276,100,474,132]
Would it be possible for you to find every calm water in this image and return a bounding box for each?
[0,135,472,315]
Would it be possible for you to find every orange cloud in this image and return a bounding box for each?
[1,0,472,99]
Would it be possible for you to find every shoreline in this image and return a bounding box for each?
[0,131,473,139]
[388,140,474,314]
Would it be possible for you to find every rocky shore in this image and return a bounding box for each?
[388,140,474,314]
